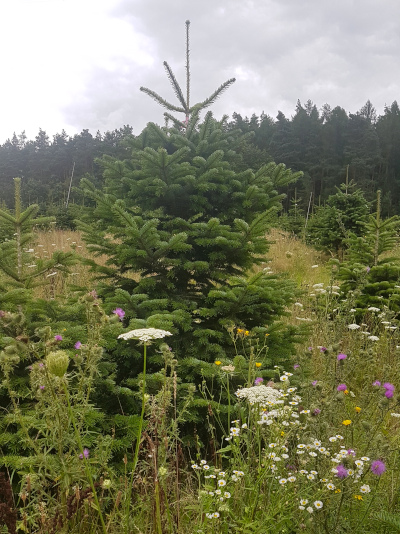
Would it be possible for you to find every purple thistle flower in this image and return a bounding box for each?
[313,408,321,415]
[335,465,348,479]
[79,448,90,460]
[337,383,347,392]
[39,385,45,390]
[347,449,356,456]
[320,347,327,353]
[337,353,347,361]
[383,382,395,391]
[312,380,318,386]
[74,341,82,350]
[371,460,386,475]
[54,335,63,341]
[293,364,300,369]
[385,389,394,398]
[373,380,381,387]
[308,346,313,351]
[112,308,125,320]
[39,363,44,368]
[254,377,264,385]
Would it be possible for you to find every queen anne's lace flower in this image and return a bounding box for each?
[118,328,172,342]
[235,385,281,405]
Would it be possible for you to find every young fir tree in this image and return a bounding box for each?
[307,178,370,257]
[76,23,304,427]
[338,190,400,314]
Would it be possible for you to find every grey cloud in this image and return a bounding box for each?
[62,0,400,136]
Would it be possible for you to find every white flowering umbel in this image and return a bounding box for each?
[118,328,172,342]
[235,385,281,407]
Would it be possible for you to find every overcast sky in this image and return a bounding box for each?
[1,0,399,144]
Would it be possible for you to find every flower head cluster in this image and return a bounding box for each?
[118,328,172,342]
[235,385,281,406]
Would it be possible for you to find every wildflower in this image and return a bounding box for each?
[215,361,221,366]
[367,307,380,312]
[279,478,287,485]
[255,362,262,368]
[373,380,381,386]
[355,460,364,467]
[224,492,231,499]
[360,484,371,494]
[200,460,207,464]
[74,341,82,349]
[54,335,63,341]
[383,382,395,392]
[329,436,337,442]
[314,501,323,510]
[79,448,89,460]
[307,474,315,480]
[118,328,172,342]
[288,476,296,482]
[306,506,314,513]
[326,483,335,490]
[371,460,386,475]
[337,384,347,392]
[217,479,226,487]
[313,408,321,415]
[355,406,361,413]
[308,346,313,351]
[280,375,289,382]
[337,353,347,361]
[293,364,300,369]
[354,495,363,501]
[113,308,125,320]
[391,413,400,418]
[320,347,327,352]
[348,324,360,330]
[368,336,379,341]
[361,456,370,461]
[39,385,45,390]
[221,365,235,372]
[335,465,348,479]
[342,420,352,426]
[102,479,111,488]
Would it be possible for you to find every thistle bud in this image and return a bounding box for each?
[46,350,69,377]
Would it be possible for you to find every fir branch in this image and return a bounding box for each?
[190,78,236,112]
[163,61,188,111]
[139,86,186,113]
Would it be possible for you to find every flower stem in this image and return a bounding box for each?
[124,342,147,533]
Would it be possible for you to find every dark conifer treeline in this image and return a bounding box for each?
[0,98,399,217]
[229,99,400,215]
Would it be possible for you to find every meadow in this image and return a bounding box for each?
[1,224,400,534]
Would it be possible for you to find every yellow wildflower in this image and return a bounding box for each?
[354,495,363,501]
[255,362,262,368]
[342,420,352,426]
[355,406,361,413]
[244,330,250,336]
[215,361,221,366]
[344,390,349,394]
